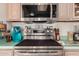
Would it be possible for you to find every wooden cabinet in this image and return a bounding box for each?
[0,49,13,56]
[7,3,21,21]
[58,3,73,21]
[65,51,79,56]
[65,49,79,56]
[73,3,79,18]
[0,4,7,20]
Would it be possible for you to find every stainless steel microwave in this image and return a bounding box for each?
[21,3,57,18]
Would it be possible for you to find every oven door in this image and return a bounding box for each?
[14,46,64,56]
[14,50,63,56]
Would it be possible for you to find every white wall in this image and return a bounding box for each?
[7,22,79,36]
[54,22,79,36]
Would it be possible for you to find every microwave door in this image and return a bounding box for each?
[22,5,37,17]
[22,5,50,18]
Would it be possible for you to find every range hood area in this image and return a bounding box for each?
[22,18,57,24]
[21,4,58,23]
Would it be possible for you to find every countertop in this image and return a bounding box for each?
[58,40,79,49]
[0,39,19,49]
[1,36,79,49]
[58,36,79,49]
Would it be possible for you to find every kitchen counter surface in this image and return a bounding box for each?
[58,36,79,49]
[0,39,19,49]
[58,40,79,49]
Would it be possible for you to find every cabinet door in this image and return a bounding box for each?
[58,3,73,21]
[0,49,13,56]
[7,3,21,21]
[73,3,79,19]
[0,3,7,20]
[65,50,79,56]
[65,51,79,56]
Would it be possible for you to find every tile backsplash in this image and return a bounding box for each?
[3,21,79,36]
[54,22,79,36]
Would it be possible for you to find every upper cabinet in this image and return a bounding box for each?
[7,3,21,21]
[0,3,79,21]
[58,3,73,21]
[0,4,7,20]
[73,3,79,18]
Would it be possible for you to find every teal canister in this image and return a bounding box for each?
[10,26,23,42]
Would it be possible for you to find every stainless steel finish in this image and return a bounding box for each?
[21,3,58,24]
[26,36,53,40]
[14,46,64,56]
[24,25,54,40]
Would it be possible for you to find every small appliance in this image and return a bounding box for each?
[73,33,79,41]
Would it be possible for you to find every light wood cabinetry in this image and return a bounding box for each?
[7,3,21,21]
[0,49,13,56]
[65,49,79,56]
[73,3,79,19]
[0,3,78,21]
[58,3,73,21]
[0,4,7,20]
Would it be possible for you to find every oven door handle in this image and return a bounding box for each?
[15,50,59,53]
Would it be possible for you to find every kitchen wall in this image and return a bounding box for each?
[2,18,79,37]
[1,19,78,41]
[55,22,77,36]
[54,20,79,36]
[6,21,78,36]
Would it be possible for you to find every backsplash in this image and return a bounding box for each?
[7,22,79,36]
[54,22,79,36]
[1,19,79,37]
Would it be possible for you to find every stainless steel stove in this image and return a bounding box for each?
[14,39,64,56]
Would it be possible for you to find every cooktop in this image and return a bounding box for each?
[16,39,62,46]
